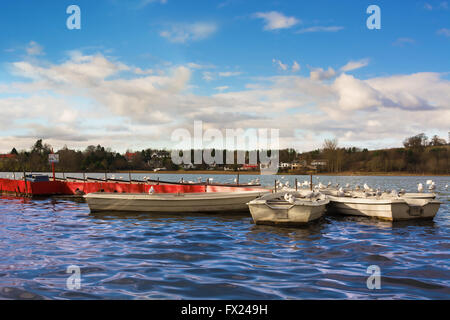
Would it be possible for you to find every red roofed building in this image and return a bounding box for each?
[239,164,259,171]
[0,154,17,163]
[0,154,16,159]
[125,152,137,162]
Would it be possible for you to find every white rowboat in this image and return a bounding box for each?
[84,191,268,213]
[326,194,441,221]
[247,191,329,225]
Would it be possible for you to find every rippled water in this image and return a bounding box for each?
[0,174,449,299]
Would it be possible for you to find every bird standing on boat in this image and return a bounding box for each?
[429,182,436,191]
[337,187,345,197]
[417,183,424,193]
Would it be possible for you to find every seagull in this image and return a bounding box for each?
[445,184,448,190]
[375,189,382,197]
[337,187,345,197]
[391,189,399,197]
[429,182,436,191]
[399,189,406,195]
[304,191,314,199]
[284,193,295,204]
[417,183,424,193]
[327,182,332,187]
[426,180,433,185]
[318,182,325,189]
[363,183,371,191]
[345,183,350,188]
[355,185,361,191]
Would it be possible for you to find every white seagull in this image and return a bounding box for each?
[417,183,424,193]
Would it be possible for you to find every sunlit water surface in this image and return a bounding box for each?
[0,174,449,299]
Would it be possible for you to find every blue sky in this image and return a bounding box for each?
[0,0,449,153]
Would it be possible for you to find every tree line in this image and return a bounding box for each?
[0,133,448,174]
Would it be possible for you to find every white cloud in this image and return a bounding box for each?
[424,2,449,10]
[437,28,450,37]
[1,52,449,152]
[139,0,167,7]
[333,73,382,110]
[202,71,214,81]
[310,67,336,80]
[296,26,344,34]
[202,70,242,81]
[393,37,416,46]
[160,22,217,43]
[254,11,300,31]
[159,22,217,43]
[273,59,288,71]
[26,41,44,56]
[214,86,229,92]
[340,59,369,72]
[218,71,242,77]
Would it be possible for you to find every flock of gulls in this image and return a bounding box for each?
[274,178,448,197]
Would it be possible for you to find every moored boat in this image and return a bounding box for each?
[247,191,329,226]
[325,191,441,221]
[84,190,269,213]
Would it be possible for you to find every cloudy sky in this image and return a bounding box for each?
[0,0,449,153]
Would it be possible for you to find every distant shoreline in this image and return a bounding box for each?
[118,170,450,177]
[1,170,448,177]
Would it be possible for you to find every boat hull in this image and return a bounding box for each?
[85,191,268,213]
[248,192,329,225]
[327,196,441,221]
[249,202,328,225]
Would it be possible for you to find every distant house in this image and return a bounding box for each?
[278,162,291,169]
[311,160,328,167]
[290,161,305,170]
[151,151,170,159]
[239,164,259,171]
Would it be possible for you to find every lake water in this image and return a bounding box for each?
[0,174,449,299]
